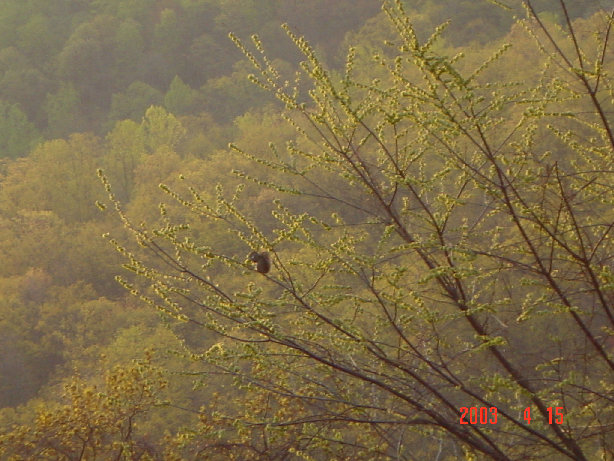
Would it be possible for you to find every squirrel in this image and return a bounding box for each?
[248,251,271,274]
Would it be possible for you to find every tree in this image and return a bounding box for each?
[108,81,163,124]
[0,355,168,460]
[164,75,201,115]
[0,57,49,126]
[101,1,614,459]
[112,19,145,88]
[23,134,104,223]
[43,84,84,138]
[57,14,119,109]
[0,101,39,158]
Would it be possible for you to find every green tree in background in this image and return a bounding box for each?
[57,14,119,109]
[112,18,145,88]
[164,75,201,115]
[0,101,39,158]
[108,81,163,124]
[43,84,84,138]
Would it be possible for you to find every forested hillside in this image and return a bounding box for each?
[0,0,613,459]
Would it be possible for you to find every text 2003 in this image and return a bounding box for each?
[459,407,497,425]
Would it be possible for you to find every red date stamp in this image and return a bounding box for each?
[459,406,564,425]
[459,406,498,424]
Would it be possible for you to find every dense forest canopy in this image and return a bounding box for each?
[0,0,607,152]
[0,0,613,459]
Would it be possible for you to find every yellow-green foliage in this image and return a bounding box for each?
[1,1,613,460]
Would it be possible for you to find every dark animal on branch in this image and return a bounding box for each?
[248,251,271,274]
